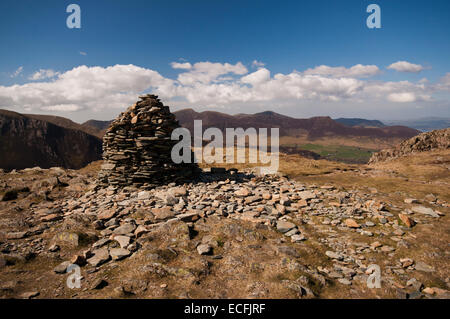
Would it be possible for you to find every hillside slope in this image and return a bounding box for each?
[0,110,102,170]
[81,120,112,138]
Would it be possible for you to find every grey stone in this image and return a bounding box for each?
[325,251,344,260]
[415,261,435,273]
[298,191,316,200]
[291,234,306,242]
[137,191,151,200]
[197,244,212,255]
[6,231,28,240]
[284,228,299,237]
[110,248,131,260]
[92,238,111,249]
[87,248,110,267]
[276,220,296,233]
[54,261,71,274]
[412,206,440,218]
[114,236,131,248]
[113,223,136,235]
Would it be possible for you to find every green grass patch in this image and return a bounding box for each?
[286,144,377,163]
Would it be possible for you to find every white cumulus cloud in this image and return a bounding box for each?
[41,104,82,111]
[171,62,192,70]
[29,69,60,81]
[176,61,248,85]
[387,92,417,103]
[0,64,174,112]
[303,64,380,78]
[387,61,424,73]
[241,68,271,86]
[0,61,446,115]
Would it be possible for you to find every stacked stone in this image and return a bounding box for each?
[98,94,198,188]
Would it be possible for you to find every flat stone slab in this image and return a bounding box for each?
[151,207,175,221]
[110,248,131,260]
[415,261,435,273]
[298,191,316,200]
[92,238,111,249]
[137,191,151,200]
[114,235,131,248]
[276,220,296,233]
[54,261,71,274]
[6,231,28,240]
[113,223,136,235]
[87,248,110,267]
[177,212,200,222]
[291,234,306,242]
[412,206,440,218]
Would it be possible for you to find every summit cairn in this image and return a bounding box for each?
[98,94,198,188]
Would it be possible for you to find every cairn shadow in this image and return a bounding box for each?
[182,169,257,186]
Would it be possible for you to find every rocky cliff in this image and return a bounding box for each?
[0,110,102,170]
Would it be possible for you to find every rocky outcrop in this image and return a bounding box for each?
[97,94,198,188]
[0,110,102,170]
[369,128,450,163]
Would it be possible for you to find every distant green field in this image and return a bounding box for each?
[285,143,377,164]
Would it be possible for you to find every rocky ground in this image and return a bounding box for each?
[369,128,450,163]
[0,157,449,299]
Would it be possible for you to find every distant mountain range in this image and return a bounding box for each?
[76,111,418,141]
[79,114,449,137]
[172,109,419,145]
[334,118,386,128]
[383,117,450,132]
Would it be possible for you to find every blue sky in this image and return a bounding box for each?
[1,0,449,122]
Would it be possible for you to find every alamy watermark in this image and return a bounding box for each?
[171,120,280,174]
[65,4,380,30]
[366,264,381,288]
[66,4,81,29]
[367,4,381,29]
[66,264,82,289]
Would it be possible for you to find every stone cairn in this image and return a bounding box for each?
[98,94,198,188]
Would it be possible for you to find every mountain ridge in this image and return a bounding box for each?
[171,108,419,141]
